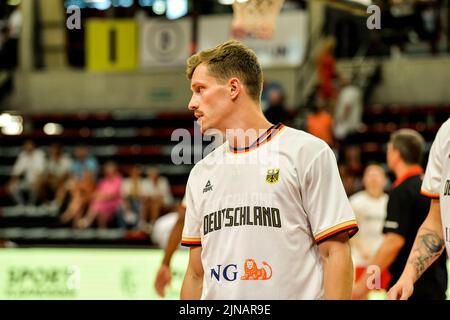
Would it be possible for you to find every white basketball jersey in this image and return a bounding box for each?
[182,124,358,299]
[421,118,450,256]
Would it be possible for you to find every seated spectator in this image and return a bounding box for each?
[59,145,98,226]
[60,170,96,227]
[117,165,150,230]
[71,145,99,180]
[77,162,123,229]
[7,140,46,205]
[39,143,72,209]
[141,167,174,230]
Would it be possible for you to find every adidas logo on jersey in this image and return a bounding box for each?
[203,180,213,193]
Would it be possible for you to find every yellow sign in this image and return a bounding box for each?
[86,19,137,71]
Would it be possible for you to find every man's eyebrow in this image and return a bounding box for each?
[191,82,205,90]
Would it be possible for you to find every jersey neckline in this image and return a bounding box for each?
[228,123,285,154]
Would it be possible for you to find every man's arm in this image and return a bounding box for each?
[319,232,354,299]
[162,207,186,267]
[154,206,186,297]
[387,200,445,300]
[180,246,203,300]
[352,232,405,299]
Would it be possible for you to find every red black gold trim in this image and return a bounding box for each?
[420,189,440,200]
[315,220,359,245]
[181,236,202,247]
[230,123,285,154]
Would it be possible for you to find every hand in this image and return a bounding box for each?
[387,277,414,300]
[154,264,172,298]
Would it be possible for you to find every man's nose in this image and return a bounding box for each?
[188,95,199,111]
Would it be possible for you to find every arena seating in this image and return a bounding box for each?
[1,105,449,247]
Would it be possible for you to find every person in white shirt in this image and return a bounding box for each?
[180,40,358,300]
[333,75,363,142]
[118,165,151,229]
[349,163,390,298]
[41,143,72,208]
[141,167,174,227]
[7,140,46,205]
[388,118,450,300]
[350,164,388,265]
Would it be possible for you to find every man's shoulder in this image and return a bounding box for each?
[281,126,329,151]
[189,142,227,173]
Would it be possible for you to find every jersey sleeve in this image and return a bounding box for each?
[300,145,358,245]
[421,122,447,199]
[181,169,202,247]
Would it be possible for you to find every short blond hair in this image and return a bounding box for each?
[186,40,263,103]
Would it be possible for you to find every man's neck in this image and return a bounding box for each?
[394,162,419,180]
[225,111,273,149]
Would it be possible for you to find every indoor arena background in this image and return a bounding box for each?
[0,0,449,300]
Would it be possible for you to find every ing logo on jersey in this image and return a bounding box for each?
[241,259,272,280]
[210,259,273,282]
[266,169,280,184]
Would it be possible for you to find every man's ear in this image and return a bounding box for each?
[229,78,241,100]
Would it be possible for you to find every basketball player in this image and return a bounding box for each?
[388,119,450,300]
[180,40,358,300]
[154,196,186,298]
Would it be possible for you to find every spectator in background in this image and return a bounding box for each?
[140,167,174,231]
[306,104,334,147]
[414,1,442,55]
[334,74,363,142]
[59,145,98,227]
[7,140,46,205]
[263,84,289,125]
[5,3,21,69]
[78,162,123,229]
[40,143,72,209]
[118,165,149,230]
[261,80,283,112]
[338,162,362,197]
[350,164,390,299]
[71,145,99,180]
[316,36,338,113]
[333,74,364,175]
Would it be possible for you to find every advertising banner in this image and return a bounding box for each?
[0,248,188,300]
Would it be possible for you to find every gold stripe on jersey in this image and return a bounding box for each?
[420,189,440,199]
[314,219,359,244]
[181,235,201,247]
